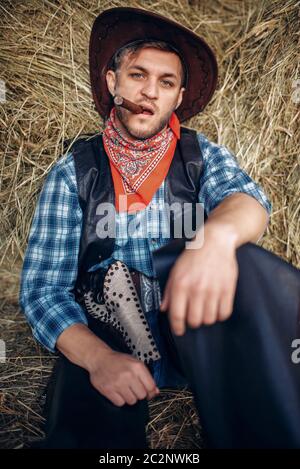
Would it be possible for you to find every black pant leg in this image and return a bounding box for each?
[165,243,300,448]
[39,318,150,449]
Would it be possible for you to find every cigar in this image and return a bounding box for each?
[114,95,143,114]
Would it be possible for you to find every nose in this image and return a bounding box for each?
[141,77,159,100]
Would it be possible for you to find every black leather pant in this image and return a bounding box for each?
[35,244,300,449]
[170,243,300,448]
[36,318,151,449]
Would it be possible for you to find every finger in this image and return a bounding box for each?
[160,284,170,311]
[128,379,148,401]
[122,386,139,406]
[109,391,126,407]
[202,292,219,325]
[137,365,160,397]
[168,282,188,335]
[218,288,235,321]
[186,291,205,329]
[146,385,160,400]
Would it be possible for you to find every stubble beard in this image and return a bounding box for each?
[115,107,174,140]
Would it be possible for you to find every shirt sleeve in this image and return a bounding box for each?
[19,153,88,353]
[197,133,272,216]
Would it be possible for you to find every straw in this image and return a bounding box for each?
[0,0,299,448]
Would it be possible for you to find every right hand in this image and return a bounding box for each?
[88,349,160,407]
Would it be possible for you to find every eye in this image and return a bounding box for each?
[129,73,144,79]
[161,80,174,87]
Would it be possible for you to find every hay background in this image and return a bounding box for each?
[0,0,299,448]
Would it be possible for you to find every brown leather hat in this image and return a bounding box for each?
[89,7,218,123]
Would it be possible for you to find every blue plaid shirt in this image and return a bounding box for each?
[19,132,271,386]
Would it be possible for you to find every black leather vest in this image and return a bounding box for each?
[71,127,207,292]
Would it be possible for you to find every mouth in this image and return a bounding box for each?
[140,104,155,116]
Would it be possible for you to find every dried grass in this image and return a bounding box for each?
[0,0,299,449]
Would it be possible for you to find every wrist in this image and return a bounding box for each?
[205,221,238,249]
[56,323,113,373]
[83,335,113,374]
[191,221,238,252]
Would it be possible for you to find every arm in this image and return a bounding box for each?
[19,154,158,405]
[198,191,269,249]
[19,153,112,369]
[56,323,112,371]
[160,134,272,335]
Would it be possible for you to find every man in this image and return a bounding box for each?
[20,8,287,449]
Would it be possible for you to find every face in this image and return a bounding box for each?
[106,47,185,140]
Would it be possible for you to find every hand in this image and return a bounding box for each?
[159,232,239,335]
[88,349,160,407]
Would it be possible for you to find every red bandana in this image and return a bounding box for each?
[102,107,180,213]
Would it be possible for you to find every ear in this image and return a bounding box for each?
[106,70,117,97]
[175,87,185,110]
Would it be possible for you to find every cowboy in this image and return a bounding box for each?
[19,8,299,449]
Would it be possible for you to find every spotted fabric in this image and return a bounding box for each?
[83,260,161,364]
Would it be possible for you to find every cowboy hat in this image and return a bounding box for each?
[89,7,218,123]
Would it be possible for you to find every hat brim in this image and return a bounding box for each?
[89,7,218,123]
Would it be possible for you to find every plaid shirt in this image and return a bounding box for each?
[19,132,272,362]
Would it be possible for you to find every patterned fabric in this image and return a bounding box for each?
[102,107,180,212]
[83,260,161,364]
[140,274,162,313]
[19,131,272,367]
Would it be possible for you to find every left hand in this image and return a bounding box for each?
[159,235,239,335]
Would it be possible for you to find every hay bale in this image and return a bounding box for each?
[0,0,299,449]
